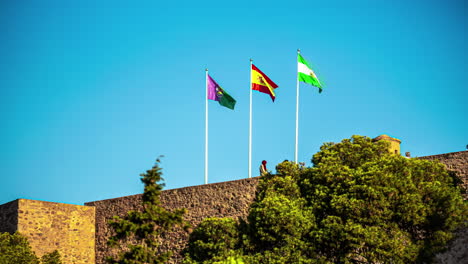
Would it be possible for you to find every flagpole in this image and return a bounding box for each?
[249,59,253,178]
[295,49,300,163]
[205,69,209,184]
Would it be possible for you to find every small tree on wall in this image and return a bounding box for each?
[107,157,189,264]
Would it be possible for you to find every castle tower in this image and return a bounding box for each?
[373,134,401,155]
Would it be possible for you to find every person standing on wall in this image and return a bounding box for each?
[260,160,268,176]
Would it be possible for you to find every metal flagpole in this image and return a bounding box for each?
[249,59,253,178]
[205,69,209,184]
[295,49,300,163]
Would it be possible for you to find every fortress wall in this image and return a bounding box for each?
[0,199,95,264]
[85,177,260,264]
[0,199,18,234]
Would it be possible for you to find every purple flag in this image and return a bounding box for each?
[206,74,236,110]
[207,74,220,101]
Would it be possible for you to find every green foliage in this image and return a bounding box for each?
[247,162,315,258]
[107,157,189,264]
[184,218,239,263]
[41,250,62,264]
[0,232,39,264]
[303,136,466,263]
[212,256,244,264]
[0,233,63,264]
[184,135,467,263]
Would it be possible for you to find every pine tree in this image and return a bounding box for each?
[107,157,188,264]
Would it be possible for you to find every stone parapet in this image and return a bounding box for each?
[86,177,260,264]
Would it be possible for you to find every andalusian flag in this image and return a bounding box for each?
[298,53,323,93]
[207,74,236,110]
[251,64,278,102]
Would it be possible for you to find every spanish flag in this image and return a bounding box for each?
[251,64,278,102]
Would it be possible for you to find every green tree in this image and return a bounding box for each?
[302,135,466,263]
[107,157,188,264]
[184,135,467,263]
[244,162,317,263]
[184,218,240,263]
[0,232,63,264]
[0,232,39,264]
[41,250,62,264]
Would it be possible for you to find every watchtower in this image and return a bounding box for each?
[373,134,401,155]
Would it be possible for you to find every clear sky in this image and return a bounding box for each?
[1,0,466,205]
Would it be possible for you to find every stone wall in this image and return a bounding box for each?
[0,199,18,234]
[0,199,95,264]
[434,227,468,264]
[85,177,260,264]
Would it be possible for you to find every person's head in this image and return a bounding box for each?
[262,160,267,165]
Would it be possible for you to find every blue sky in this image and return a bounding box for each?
[1,0,466,205]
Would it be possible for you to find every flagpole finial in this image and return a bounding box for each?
[250,58,253,62]
[205,68,208,72]
[297,48,300,53]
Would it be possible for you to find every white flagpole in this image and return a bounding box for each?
[295,49,300,163]
[249,59,253,178]
[205,69,209,184]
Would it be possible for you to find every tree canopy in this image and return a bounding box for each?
[184,135,467,263]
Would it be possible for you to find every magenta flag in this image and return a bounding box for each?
[206,74,236,109]
[207,74,219,101]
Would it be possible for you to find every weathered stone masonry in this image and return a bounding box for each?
[0,199,18,234]
[0,199,95,264]
[85,177,260,264]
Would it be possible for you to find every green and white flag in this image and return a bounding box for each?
[298,53,323,93]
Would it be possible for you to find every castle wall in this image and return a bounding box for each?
[0,199,18,234]
[0,199,95,264]
[85,177,260,264]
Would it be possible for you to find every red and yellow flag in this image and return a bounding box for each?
[251,64,278,102]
